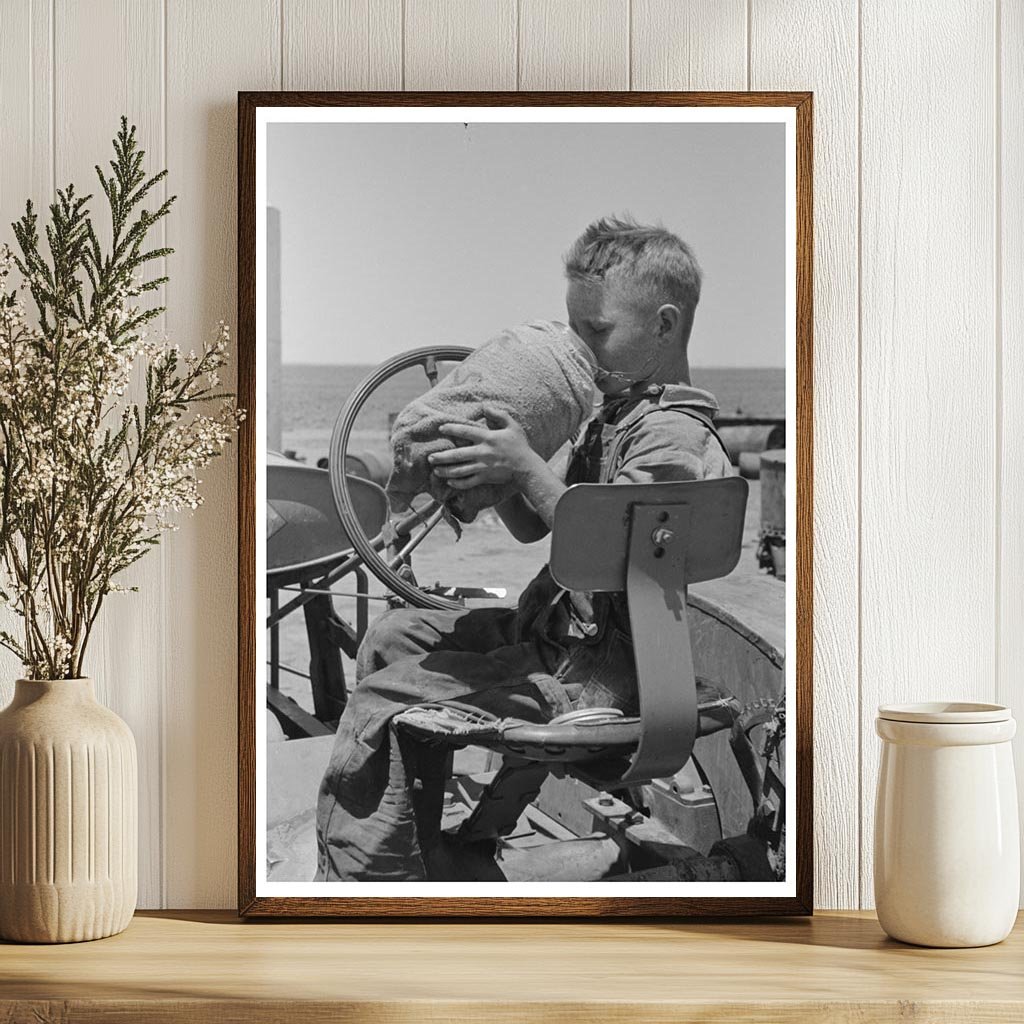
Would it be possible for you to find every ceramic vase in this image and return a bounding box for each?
[0,678,137,943]
[874,702,1019,947]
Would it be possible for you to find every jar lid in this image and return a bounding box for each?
[877,701,1011,724]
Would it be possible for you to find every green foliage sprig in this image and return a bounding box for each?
[0,117,242,679]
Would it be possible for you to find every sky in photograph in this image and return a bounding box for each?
[267,120,785,368]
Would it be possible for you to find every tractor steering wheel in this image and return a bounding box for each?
[328,346,473,611]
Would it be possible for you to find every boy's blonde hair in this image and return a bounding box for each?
[563,214,702,336]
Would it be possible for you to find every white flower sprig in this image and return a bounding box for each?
[0,118,242,679]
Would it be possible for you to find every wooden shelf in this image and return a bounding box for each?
[2,909,1022,1022]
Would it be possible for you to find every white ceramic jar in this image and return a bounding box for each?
[874,702,1019,947]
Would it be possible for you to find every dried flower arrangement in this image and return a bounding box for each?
[0,118,242,679]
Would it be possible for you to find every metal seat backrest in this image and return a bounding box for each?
[548,477,749,783]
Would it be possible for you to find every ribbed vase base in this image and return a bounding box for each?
[0,879,135,943]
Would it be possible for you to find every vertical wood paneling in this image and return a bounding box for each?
[164,0,280,908]
[1000,0,1024,901]
[1,0,1018,912]
[0,0,52,232]
[51,0,166,909]
[860,1,997,908]
[750,0,860,910]
[0,0,53,699]
[631,0,746,90]
[404,0,516,90]
[519,0,628,90]
[283,0,401,90]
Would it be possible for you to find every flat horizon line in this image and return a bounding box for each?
[279,361,786,371]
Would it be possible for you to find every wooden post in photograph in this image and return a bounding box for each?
[267,206,282,453]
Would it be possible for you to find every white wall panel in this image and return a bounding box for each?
[0,0,51,233]
[284,0,402,90]
[1000,0,1024,900]
[52,0,167,909]
[859,0,998,908]
[519,0,628,90]
[632,0,746,91]
[750,0,860,910]
[405,0,516,90]
[164,0,280,908]
[0,0,53,695]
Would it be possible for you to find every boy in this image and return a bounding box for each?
[315,215,733,882]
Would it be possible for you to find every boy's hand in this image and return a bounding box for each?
[429,407,541,491]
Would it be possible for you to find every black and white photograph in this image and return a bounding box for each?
[245,98,809,913]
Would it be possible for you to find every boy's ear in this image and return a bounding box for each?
[656,303,682,339]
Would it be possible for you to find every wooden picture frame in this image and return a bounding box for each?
[238,91,813,917]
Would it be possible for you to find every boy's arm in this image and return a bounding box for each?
[498,438,573,539]
[494,493,549,543]
[499,453,565,536]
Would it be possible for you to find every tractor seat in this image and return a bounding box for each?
[397,478,750,789]
[395,676,740,767]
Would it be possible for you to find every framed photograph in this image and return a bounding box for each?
[238,91,812,916]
